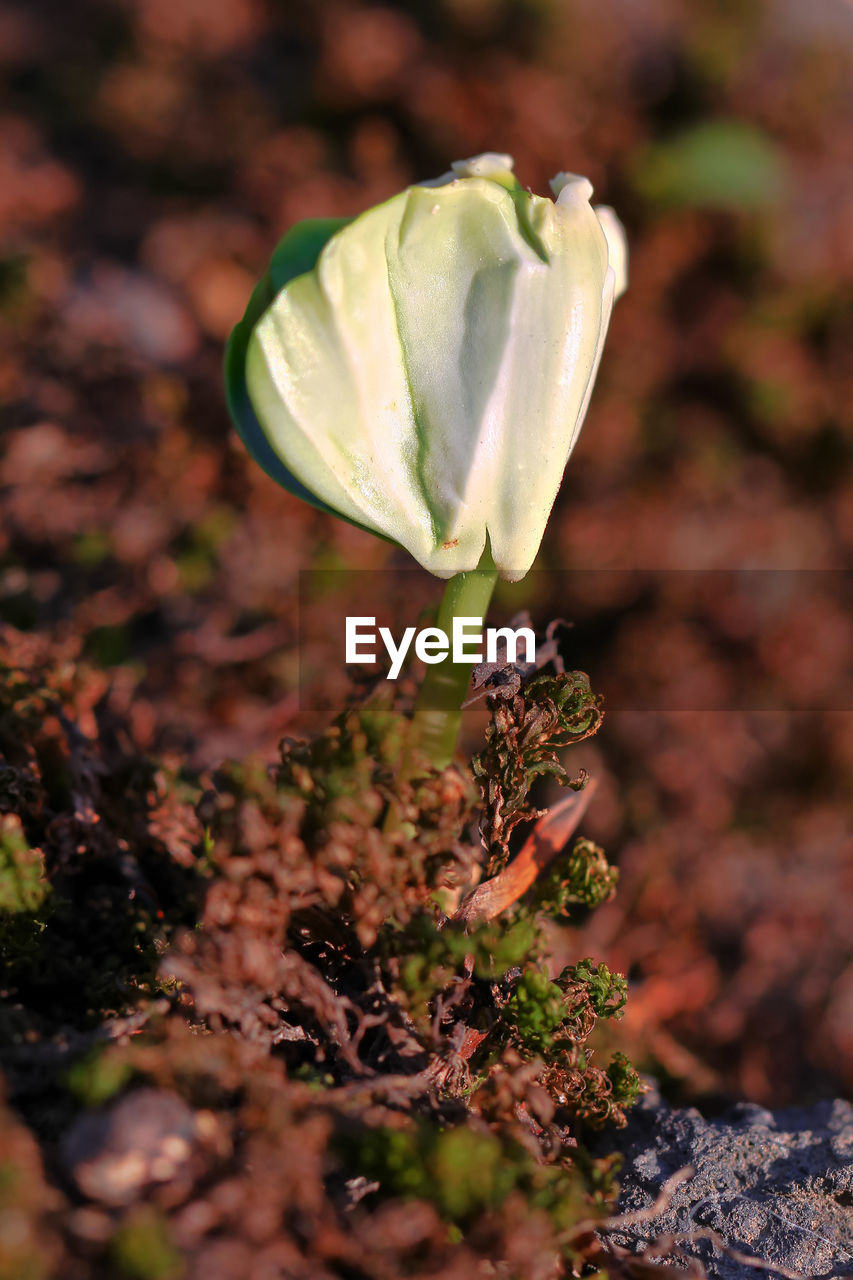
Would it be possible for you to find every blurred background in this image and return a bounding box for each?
[1,0,852,1107]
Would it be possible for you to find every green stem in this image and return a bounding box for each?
[409,546,498,770]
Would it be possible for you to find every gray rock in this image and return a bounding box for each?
[592,1083,853,1278]
[61,1087,199,1206]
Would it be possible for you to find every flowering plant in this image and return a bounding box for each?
[226,153,626,765]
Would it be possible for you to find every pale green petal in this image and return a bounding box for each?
[549,171,594,204]
[246,194,442,568]
[385,178,547,574]
[451,153,515,181]
[594,205,629,298]
[550,173,628,299]
[474,185,614,578]
[418,152,516,189]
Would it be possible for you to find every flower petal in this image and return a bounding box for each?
[594,205,629,299]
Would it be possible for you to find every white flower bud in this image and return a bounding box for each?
[227,154,627,580]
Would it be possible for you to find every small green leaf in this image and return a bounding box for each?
[633,121,785,210]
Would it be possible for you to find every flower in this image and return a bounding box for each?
[225,153,627,580]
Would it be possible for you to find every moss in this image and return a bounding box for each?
[0,635,640,1277]
[473,670,604,875]
[532,837,619,918]
[503,968,568,1053]
[67,1047,134,1108]
[0,813,50,915]
[111,1208,185,1280]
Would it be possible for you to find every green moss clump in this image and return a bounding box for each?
[111,1208,185,1280]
